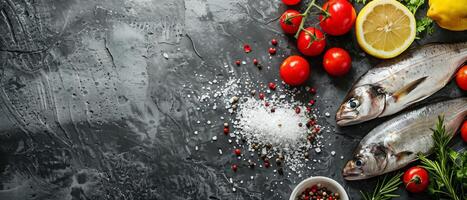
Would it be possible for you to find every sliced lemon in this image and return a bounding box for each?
[356,0,416,59]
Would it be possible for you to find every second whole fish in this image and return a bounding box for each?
[342,98,467,180]
[336,42,467,126]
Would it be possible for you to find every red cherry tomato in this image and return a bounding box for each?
[461,121,467,142]
[280,55,310,86]
[456,65,467,90]
[403,166,429,193]
[319,0,356,36]
[323,47,352,76]
[282,0,300,5]
[280,10,303,34]
[297,27,326,56]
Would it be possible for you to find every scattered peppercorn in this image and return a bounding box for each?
[271,38,278,46]
[253,58,259,65]
[295,107,301,114]
[223,127,229,135]
[243,44,251,53]
[268,47,276,55]
[309,99,315,106]
[259,93,265,100]
[268,82,276,90]
[231,164,238,172]
[234,148,241,156]
[250,90,256,96]
[236,60,241,66]
[264,160,270,168]
[309,87,316,94]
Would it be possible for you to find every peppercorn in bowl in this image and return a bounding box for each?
[290,176,349,200]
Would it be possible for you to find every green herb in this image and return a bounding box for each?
[416,17,434,38]
[399,0,425,14]
[353,0,367,4]
[353,0,434,38]
[360,173,402,200]
[418,116,466,200]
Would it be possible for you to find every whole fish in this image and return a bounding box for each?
[342,98,467,180]
[336,42,467,126]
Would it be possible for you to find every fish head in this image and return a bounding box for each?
[336,85,386,126]
[343,144,390,180]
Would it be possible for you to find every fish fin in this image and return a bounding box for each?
[392,76,428,102]
[395,151,413,161]
[403,95,428,107]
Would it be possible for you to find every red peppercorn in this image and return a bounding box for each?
[243,44,251,53]
[314,127,321,133]
[268,47,276,55]
[234,148,241,156]
[265,102,270,107]
[264,161,270,168]
[271,38,278,46]
[306,106,312,113]
[231,164,238,172]
[253,58,259,65]
[295,107,301,114]
[328,197,333,200]
[223,127,229,135]
[308,119,316,126]
[259,93,265,100]
[309,99,315,106]
[309,87,316,94]
[304,195,309,200]
[235,60,241,66]
[268,82,276,90]
[311,185,318,193]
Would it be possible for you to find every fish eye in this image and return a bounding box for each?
[347,98,359,109]
[355,159,363,167]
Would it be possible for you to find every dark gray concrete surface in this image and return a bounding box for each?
[0,0,466,199]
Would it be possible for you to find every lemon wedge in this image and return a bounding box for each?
[356,0,416,59]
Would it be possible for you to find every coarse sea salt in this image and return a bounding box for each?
[235,97,308,146]
[195,75,326,173]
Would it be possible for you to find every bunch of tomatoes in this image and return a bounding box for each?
[278,0,356,86]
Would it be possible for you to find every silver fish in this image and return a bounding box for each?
[342,98,467,180]
[336,42,467,126]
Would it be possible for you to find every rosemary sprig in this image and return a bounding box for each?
[360,173,402,200]
[418,116,462,200]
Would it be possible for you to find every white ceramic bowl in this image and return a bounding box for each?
[289,176,349,200]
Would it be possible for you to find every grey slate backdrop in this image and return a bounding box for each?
[0,0,466,199]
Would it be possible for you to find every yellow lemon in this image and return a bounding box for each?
[355,0,416,59]
[427,0,467,31]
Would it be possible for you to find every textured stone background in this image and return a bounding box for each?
[0,0,465,199]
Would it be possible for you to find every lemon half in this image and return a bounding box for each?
[356,0,416,59]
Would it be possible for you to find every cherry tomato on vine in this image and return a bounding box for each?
[282,0,301,5]
[319,0,356,36]
[297,27,326,56]
[323,47,352,76]
[403,166,429,193]
[280,10,303,34]
[461,121,467,142]
[456,65,467,91]
[279,55,310,86]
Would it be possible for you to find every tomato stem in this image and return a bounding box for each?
[294,0,317,39]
